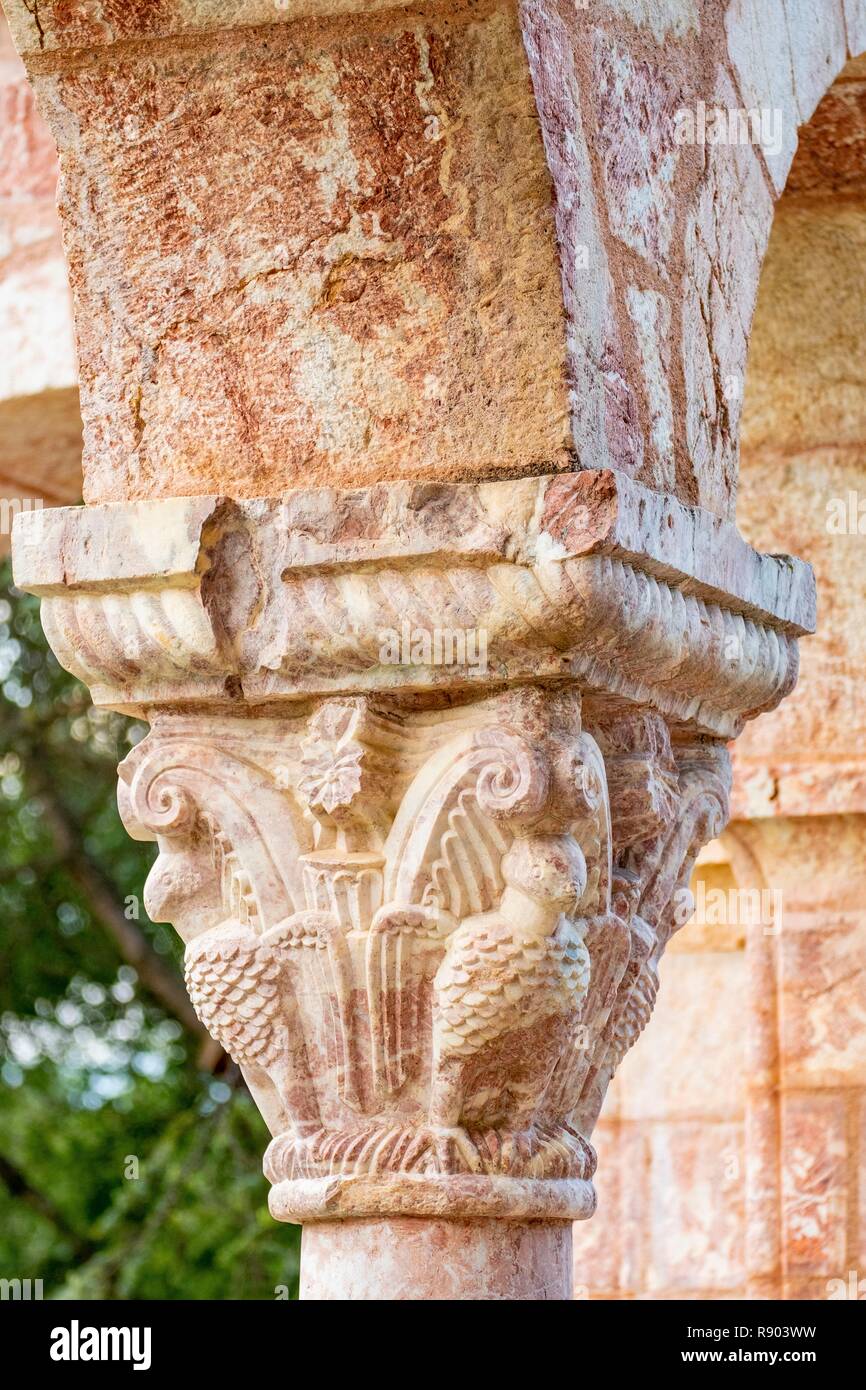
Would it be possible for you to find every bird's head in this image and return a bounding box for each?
[500,834,588,929]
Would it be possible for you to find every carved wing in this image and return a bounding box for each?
[423,787,511,918]
[383,728,546,910]
[570,739,731,1134]
[265,912,361,1112]
[366,728,548,1101]
[184,925,285,1069]
[541,909,630,1124]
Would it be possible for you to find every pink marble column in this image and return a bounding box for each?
[301,1219,573,1301]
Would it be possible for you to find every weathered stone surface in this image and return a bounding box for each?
[521,3,615,483]
[20,5,577,502]
[0,386,81,502]
[608,950,746,1123]
[627,288,676,491]
[781,1092,849,1277]
[740,205,866,454]
[681,70,776,519]
[2,0,426,53]
[779,915,866,1088]
[726,0,836,186]
[5,0,864,524]
[648,1119,746,1293]
[786,62,866,194]
[12,471,815,735]
[592,32,682,272]
[786,0,849,125]
[300,1218,574,1300]
[614,0,700,43]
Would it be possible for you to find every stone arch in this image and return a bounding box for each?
[682,0,866,518]
[519,1,866,525]
[679,1,866,519]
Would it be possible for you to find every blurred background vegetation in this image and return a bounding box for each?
[0,560,301,1298]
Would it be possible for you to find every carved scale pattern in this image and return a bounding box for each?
[185,933,284,1070]
[436,917,590,1060]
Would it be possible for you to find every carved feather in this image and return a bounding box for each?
[184,928,285,1069]
[435,915,590,1059]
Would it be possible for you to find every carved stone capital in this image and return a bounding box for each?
[109,689,727,1226]
[12,475,808,1227]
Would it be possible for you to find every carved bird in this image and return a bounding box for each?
[184,912,359,1138]
[428,835,591,1172]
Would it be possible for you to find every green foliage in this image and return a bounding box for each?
[0,562,300,1299]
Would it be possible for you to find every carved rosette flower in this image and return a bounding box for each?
[298,742,365,817]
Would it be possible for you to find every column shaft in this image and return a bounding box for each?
[300,1219,573,1301]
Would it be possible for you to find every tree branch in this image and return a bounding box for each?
[0,1153,96,1261]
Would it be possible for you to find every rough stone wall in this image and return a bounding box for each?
[575,824,866,1300]
[736,818,866,1301]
